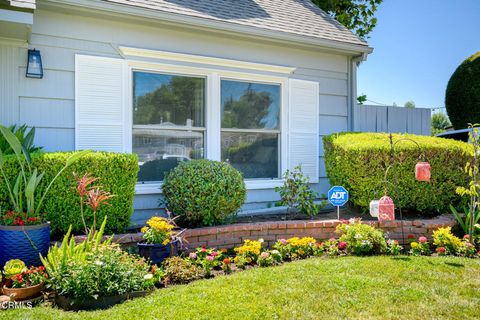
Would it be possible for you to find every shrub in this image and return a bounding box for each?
[163,256,204,285]
[0,151,138,236]
[275,165,326,217]
[445,52,480,129]
[336,219,387,255]
[432,227,462,255]
[323,132,471,214]
[162,159,246,227]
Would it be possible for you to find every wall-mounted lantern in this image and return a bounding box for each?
[415,161,431,182]
[26,49,43,79]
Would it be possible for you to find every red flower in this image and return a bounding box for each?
[13,217,25,226]
[223,258,231,264]
[338,241,347,250]
[436,247,446,253]
[407,234,415,239]
[340,219,349,225]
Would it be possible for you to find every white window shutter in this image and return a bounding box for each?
[75,55,129,152]
[288,79,319,183]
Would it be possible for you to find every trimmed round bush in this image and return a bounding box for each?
[445,51,480,129]
[323,132,471,214]
[162,159,246,227]
[0,152,138,237]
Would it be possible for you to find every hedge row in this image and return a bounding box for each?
[323,132,471,214]
[0,152,138,237]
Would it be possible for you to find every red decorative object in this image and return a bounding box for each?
[415,162,431,182]
[378,195,395,221]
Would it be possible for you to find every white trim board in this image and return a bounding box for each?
[120,46,296,75]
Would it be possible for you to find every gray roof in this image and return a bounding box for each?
[102,0,367,47]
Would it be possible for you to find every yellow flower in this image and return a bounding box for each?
[141,226,149,233]
[146,216,174,232]
[162,239,171,245]
[234,239,262,256]
[411,242,419,249]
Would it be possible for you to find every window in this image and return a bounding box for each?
[221,80,281,179]
[132,71,205,182]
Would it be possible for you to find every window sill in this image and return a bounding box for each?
[135,179,284,195]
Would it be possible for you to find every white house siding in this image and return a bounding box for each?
[2,8,352,224]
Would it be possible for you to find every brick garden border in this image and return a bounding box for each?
[99,214,456,249]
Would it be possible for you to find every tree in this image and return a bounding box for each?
[404,101,416,109]
[357,94,367,105]
[431,112,451,135]
[312,0,383,39]
[445,51,480,129]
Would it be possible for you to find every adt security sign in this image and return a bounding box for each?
[328,186,348,219]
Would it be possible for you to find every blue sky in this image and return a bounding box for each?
[357,0,480,111]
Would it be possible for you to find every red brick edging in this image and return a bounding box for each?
[102,214,456,249]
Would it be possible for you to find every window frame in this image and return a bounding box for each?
[126,60,288,194]
[220,77,282,179]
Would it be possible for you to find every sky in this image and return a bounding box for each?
[357,0,480,111]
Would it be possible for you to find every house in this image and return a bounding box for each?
[0,0,372,225]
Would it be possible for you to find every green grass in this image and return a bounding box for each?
[3,256,480,320]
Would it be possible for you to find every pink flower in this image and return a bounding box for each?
[200,247,207,253]
[463,234,470,240]
[338,241,347,250]
[329,237,337,242]
[189,252,197,259]
[211,251,219,257]
[418,236,428,244]
[206,255,214,261]
[260,252,270,259]
[340,219,349,225]
[279,239,287,245]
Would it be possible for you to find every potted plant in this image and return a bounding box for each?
[1,259,47,301]
[0,125,88,267]
[138,212,184,264]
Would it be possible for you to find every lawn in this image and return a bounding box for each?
[3,256,480,320]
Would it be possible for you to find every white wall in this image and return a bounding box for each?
[1,8,353,223]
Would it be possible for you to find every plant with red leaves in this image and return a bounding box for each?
[74,172,98,234]
[85,187,114,233]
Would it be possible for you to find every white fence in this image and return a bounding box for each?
[354,105,431,135]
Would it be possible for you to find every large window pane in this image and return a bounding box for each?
[133,72,205,127]
[221,80,280,130]
[133,128,204,182]
[221,132,279,179]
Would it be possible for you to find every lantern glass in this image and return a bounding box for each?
[415,161,431,182]
[26,49,43,79]
[369,200,379,217]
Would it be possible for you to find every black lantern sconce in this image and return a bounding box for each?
[26,49,44,79]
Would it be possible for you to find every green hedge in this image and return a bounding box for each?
[445,51,480,129]
[0,151,138,237]
[323,132,471,214]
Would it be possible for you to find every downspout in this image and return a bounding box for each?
[349,52,368,131]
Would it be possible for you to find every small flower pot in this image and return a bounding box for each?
[0,222,51,268]
[55,294,129,311]
[137,240,177,264]
[2,282,44,301]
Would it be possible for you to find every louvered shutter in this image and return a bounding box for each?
[75,55,129,152]
[288,79,319,183]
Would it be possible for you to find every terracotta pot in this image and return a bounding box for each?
[2,282,44,301]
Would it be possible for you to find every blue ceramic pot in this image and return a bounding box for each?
[0,222,50,268]
[137,241,175,264]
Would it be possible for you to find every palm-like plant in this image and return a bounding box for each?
[0,125,89,225]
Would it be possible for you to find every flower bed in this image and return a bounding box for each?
[94,215,456,249]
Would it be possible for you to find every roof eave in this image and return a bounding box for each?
[41,0,373,55]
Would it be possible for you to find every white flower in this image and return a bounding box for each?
[258,238,264,243]
[94,260,104,266]
[144,274,154,280]
[271,250,280,255]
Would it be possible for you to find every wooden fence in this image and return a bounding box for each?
[354,105,431,135]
